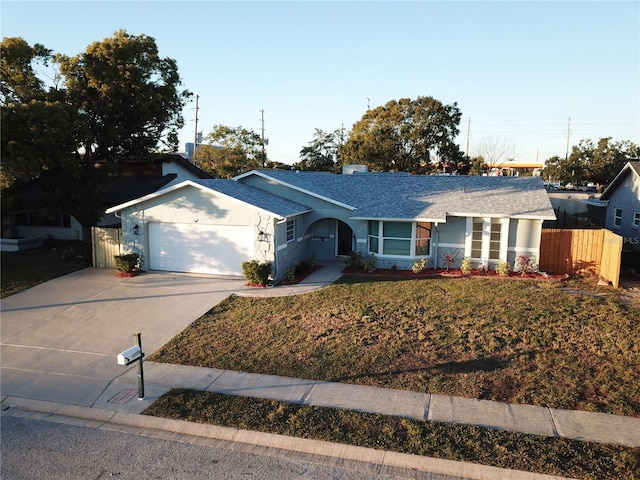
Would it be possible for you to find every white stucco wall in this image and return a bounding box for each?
[117,185,276,272]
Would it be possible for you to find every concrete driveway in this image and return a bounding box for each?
[1,268,246,407]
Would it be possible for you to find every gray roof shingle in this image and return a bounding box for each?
[246,170,556,221]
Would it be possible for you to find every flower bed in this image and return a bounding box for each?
[343,267,567,281]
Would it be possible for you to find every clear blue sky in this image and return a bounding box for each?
[2,1,639,165]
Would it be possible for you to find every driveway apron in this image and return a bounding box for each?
[1,268,245,407]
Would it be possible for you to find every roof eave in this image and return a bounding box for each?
[600,161,638,200]
[350,215,447,222]
[447,211,557,221]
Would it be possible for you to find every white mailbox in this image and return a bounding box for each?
[117,345,142,365]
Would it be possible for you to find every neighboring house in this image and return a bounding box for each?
[105,167,556,280]
[2,154,211,243]
[587,162,640,253]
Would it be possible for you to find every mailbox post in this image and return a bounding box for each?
[117,332,145,400]
[135,332,144,400]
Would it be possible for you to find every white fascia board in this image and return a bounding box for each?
[582,199,608,207]
[600,162,633,198]
[239,170,356,211]
[350,216,446,222]
[447,212,557,221]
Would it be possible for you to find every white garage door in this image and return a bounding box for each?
[148,223,254,276]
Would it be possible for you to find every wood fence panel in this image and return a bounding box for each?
[539,229,622,286]
[600,230,623,288]
[539,229,602,276]
[91,227,123,268]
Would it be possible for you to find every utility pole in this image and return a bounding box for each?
[465,117,471,157]
[260,109,265,155]
[260,109,268,166]
[193,95,199,158]
[565,117,571,159]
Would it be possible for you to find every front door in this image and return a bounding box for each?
[337,221,353,255]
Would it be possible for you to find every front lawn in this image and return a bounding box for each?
[150,275,640,416]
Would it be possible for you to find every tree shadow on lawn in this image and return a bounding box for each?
[330,355,509,383]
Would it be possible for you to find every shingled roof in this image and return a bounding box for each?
[240,170,556,221]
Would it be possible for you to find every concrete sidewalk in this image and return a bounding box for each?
[73,362,640,449]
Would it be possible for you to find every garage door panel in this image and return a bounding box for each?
[149,223,254,276]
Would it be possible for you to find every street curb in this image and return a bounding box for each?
[1,396,576,480]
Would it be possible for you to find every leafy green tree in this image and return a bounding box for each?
[468,155,488,176]
[1,37,101,235]
[194,125,265,178]
[297,128,345,172]
[341,96,466,174]
[0,37,51,105]
[542,138,639,189]
[2,32,192,237]
[55,29,191,163]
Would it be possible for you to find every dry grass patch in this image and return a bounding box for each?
[150,276,640,416]
[144,389,640,480]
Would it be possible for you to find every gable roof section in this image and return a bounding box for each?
[599,162,640,201]
[240,170,556,221]
[105,179,311,220]
[235,170,357,210]
[195,180,311,219]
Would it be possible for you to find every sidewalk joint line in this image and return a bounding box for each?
[547,407,560,438]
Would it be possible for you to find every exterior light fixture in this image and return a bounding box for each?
[133,224,140,235]
[258,231,267,242]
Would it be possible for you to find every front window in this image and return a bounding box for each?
[471,218,483,259]
[614,208,622,228]
[489,219,502,260]
[633,212,640,228]
[368,220,379,253]
[471,217,503,262]
[382,222,411,255]
[286,219,295,242]
[367,221,431,257]
[16,210,71,228]
[415,222,432,255]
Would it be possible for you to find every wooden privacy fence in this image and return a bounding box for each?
[91,227,123,269]
[539,228,622,288]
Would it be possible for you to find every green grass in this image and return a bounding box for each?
[1,242,92,298]
[144,389,640,480]
[150,275,640,416]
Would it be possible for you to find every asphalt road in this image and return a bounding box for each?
[1,414,462,480]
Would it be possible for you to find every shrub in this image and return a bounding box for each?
[443,252,456,271]
[460,257,473,275]
[412,258,429,273]
[114,253,140,273]
[345,251,364,269]
[514,255,538,275]
[242,260,272,286]
[295,259,311,275]
[363,255,377,273]
[285,266,296,283]
[495,260,510,277]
